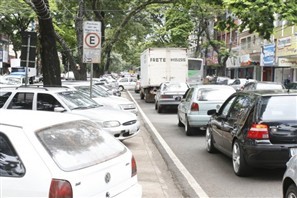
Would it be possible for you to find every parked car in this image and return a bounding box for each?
[117,77,137,91]
[62,81,138,115]
[155,81,189,113]
[0,109,142,197]
[229,78,256,91]
[242,81,285,91]
[282,155,297,198]
[177,85,236,136]
[206,89,297,176]
[0,86,140,141]
[285,82,297,90]
[134,79,141,93]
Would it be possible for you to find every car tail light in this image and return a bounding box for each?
[191,102,199,111]
[247,124,269,139]
[49,179,73,198]
[131,155,137,177]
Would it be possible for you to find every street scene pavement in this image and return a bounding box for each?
[122,91,184,198]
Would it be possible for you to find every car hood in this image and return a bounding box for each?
[93,96,133,105]
[69,106,137,123]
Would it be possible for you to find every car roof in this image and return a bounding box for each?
[238,89,297,96]
[0,85,74,93]
[0,109,88,130]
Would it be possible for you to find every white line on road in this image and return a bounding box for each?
[127,91,209,198]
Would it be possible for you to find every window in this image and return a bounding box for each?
[220,96,236,117]
[37,93,62,111]
[228,95,253,124]
[0,132,25,177]
[0,91,12,108]
[8,92,33,110]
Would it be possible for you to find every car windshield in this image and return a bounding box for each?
[197,88,235,101]
[36,120,126,171]
[57,90,101,110]
[259,96,297,121]
[163,83,188,91]
[73,85,109,98]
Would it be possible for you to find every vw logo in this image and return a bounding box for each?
[105,172,111,183]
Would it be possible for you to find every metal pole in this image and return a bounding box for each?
[25,35,31,86]
[90,63,93,98]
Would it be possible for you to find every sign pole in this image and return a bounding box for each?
[25,35,31,86]
[90,63,93,98]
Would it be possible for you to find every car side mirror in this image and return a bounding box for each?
[54,107,66,112]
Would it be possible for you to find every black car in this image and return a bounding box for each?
[206,89,297,176]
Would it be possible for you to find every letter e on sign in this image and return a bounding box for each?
[85,33,100,48]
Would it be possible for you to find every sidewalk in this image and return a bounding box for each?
[122,92,184,198]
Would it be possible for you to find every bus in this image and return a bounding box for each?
[187,58,204,85]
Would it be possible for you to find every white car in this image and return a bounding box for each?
[117,77,137,91]
[62,81,138,115]
[0,86,140,141]
[177,85,236,135]
[0,109,142,197]
[282,155,297,198]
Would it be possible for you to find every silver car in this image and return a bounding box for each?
[282,155,297,198]
[155,81,189,113]
[177,85,236,135]
[0,86,140,141]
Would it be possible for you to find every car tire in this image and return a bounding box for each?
[185,117,192,136]
[119,86,124,91]
[177,114,183,127]
[155,102,158,110]
[206,127,216,153]
[285,184,297,198]
[232,140,251,176]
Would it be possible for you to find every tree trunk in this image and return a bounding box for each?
[31,0,61,86]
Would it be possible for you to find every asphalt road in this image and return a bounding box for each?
[129,90,285,198]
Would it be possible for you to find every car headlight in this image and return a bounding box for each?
[103,120,121,128]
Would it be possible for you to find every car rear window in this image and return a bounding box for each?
[163,83,188,91]
[260,96,297,121]
[36,120,126,171]
[197,88,235,101]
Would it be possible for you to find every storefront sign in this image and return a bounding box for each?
[278,58,297,67]
[276,36,297,57]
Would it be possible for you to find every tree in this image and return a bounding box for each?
[209,0,297,40]
[29,0,61,85]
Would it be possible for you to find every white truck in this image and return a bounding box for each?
[140,48,188,102]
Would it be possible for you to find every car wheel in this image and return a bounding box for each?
[285,184,297,198]
[177,114,183,127]
[119,86,124,91]
[155,102,158,110]
[206,127,216,153]
[232,140,251,176]
[185,117,192,136]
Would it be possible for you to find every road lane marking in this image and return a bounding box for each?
[127,91,209,198]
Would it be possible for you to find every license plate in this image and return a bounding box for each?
[290,148,297,157]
